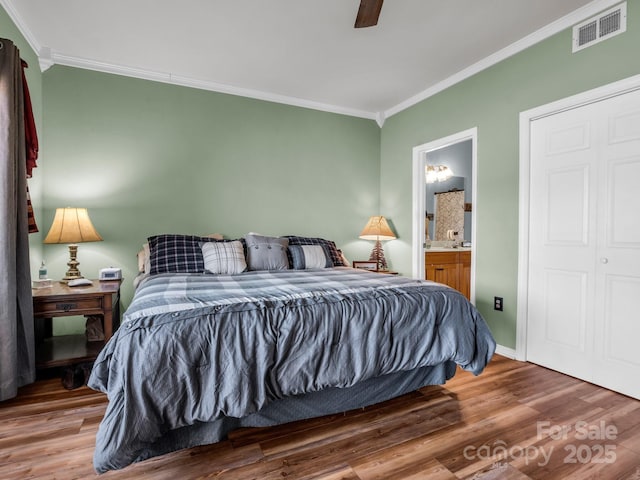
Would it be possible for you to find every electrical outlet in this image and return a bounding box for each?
[494,296,503,311]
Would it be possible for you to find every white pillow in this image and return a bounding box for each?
[137,246,146,273]
[137,242,151,273]
[339,250,350,268]
[201,240,247,274]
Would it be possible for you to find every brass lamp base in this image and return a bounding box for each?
[62,244,84,281]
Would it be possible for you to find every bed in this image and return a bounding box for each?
[88,234,496,473]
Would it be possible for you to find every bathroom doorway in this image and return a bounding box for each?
[412,128,477,303]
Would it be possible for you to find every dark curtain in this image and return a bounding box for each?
[0,38,35,401]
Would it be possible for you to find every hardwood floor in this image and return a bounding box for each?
[1,355,639,479]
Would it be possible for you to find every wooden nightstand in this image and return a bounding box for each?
[32,279,121,369]
[352,261,398,275]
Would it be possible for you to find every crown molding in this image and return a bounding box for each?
[50,52,377,121]
[169,73,378,121]
[383,0,624,120]
[51,53,174,85]
[38,46,53,71]
[2,0,623,125]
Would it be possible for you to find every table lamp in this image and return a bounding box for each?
[43,207,103,281]
[359,215,396,271]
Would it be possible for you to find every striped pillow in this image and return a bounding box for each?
[289,245,333,269]
[283,236,346,266]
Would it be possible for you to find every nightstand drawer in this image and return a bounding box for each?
[34,297,103,316]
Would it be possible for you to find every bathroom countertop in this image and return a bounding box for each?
[424,247,472,252]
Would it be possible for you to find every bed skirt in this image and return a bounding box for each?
[124,361,457,467]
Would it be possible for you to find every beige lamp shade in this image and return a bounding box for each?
[44,208,103,244]
[43,207,102,281]
[359,215,396,241]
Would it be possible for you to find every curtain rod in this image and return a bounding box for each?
[434,189,463,194]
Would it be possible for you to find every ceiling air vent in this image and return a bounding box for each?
[572,2,627,52]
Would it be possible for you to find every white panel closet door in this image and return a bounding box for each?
[591,90,640,397]
[528,101,599,383]
[527,88,640,399]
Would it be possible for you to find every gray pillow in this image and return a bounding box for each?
[244,233,290,271]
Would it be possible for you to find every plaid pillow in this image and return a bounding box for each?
[283,235,346,266]
[148,234,233,275]
[201,240,247,274]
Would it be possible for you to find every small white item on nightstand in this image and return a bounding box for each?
[32,279,52,289]
[68,278,93,287]
[99,267,122,280]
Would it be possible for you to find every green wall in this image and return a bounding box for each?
[42,67,381,309]
[1,5,44,273]
[6,1,640,346]
[380,0,640,348]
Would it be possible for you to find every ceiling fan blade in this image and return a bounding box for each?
[354,0,384,28]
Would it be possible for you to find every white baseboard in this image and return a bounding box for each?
[494,344,517,359]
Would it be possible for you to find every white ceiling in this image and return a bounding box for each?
[2,0,616,123]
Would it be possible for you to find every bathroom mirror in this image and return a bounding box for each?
[413,130,476,299]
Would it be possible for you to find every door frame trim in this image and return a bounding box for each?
[516,73,640,361]
[412,127,477,303]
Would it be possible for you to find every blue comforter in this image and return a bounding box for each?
[88,267,495,472]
